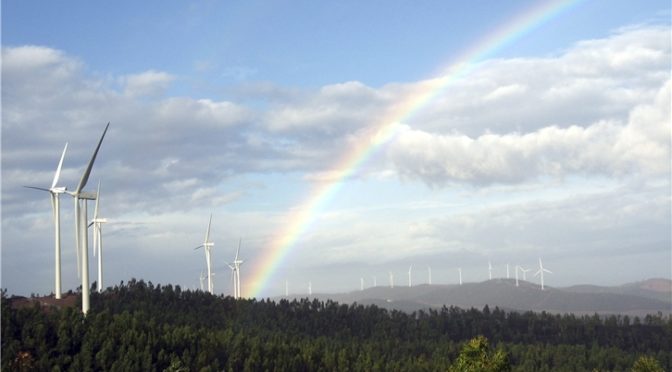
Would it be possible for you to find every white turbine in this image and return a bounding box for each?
[24,142,68,299]
[520,266,531,281]
[408,265,412,287]
[194,214,214,294]
[506,264,510,279]
[88,181,108,293]
[534,258,552,290]
[360,277,364,291]
[515,265,520,287]
[488,261,492,280]
[389,271,394,288]
[199,271,206,291]
[308,281,312,296]
[427,266,432,285]
[232,238,245,298]
[372,275,377,287]
[68,123,110,315]
[458,267,462,285]
[285,280,289,297]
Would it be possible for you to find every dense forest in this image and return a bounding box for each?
[3,279,670,371]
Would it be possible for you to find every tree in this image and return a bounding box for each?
[631,356,664,372]
[449,336,510,372]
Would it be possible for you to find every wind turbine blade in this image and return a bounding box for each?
[534,269,542,277]
[193,245,204,250]
[24,186,51,192]
[52,142,68,189]
[93,181,101,219]
[205,214,212,243]
[76,122,109,194]
[235,238,241,260]
[544,269,553,274]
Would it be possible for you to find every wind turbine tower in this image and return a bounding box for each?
[372,275,377,287]
[24,143,68,299]
[389,271,394,288]
[428,266,432,285]
[194,214,214,294]
[506,264,510,279]
[458,267,463,285]
[308,281,312,296]
[285,280,289,297]
[89,181,108,293]
[360,277,364,291]
[534,258,553,290]
[69,123,110,315]
[515,265,520,287]
[488,261,493,280]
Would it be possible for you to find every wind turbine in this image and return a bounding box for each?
[389,271,394,288]
[232,238,245,298]
[408,265,412,287]
[506,264,510,279]
[285,280,289,297]
[371,275,377,287]
[194,214,214,294]
[199,271,206,291]
[88,181,107,293]
[488,261,493,280]
[520,266,531,281]
[360,277,364,291]
[24,143,68,299]
[69,122,110,315]
[308,281,312,296]
[534,258,552,290]
[458,267,462,285]
[427,266,432,285]
[515,265,520,287]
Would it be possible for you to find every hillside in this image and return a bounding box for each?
[283,279,672,316]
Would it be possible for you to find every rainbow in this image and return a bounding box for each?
[248,0,582,297]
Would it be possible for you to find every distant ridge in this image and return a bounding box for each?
[278,278,672,316]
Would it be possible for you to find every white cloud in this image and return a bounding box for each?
[388,79,670,186]
[122,70,175,97]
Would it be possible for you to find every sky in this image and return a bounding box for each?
[2,0,670,298]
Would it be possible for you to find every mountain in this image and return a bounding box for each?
[281,279,672,316]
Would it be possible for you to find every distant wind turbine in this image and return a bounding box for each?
[427,266,432,285]
[285,280,289,297]
[88,181,107,293]
[389,271,394,288]
[360,277,364,291]
[520,266,531,281]
[308,281,312,296]
[408,265,413,287]
[458,267,463,285]
[515,265,520,287]
[506,264,510,279]
[68,122,110,315]
[488,261,493,280]
[194,214,214,294]
[24,142,68,299]
[371,275,377,287]
[199,271,206,291]
[233,239,244,298]
[534,258,552,290]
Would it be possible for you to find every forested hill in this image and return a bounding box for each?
[3,279,671,371]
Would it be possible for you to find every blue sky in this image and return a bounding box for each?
[2,1,670,297]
